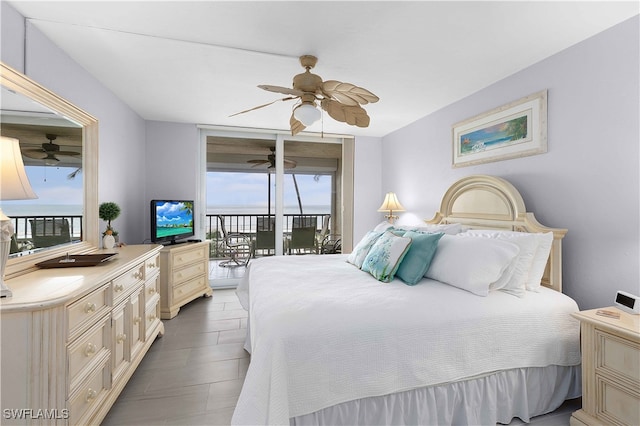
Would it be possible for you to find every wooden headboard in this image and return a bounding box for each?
[426,175,567,292]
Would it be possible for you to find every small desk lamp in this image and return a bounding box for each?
[1,136,38,297]
[378,192,405,224]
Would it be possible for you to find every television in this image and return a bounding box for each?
[150,200,195,244]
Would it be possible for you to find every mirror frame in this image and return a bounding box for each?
[1,62,99,279]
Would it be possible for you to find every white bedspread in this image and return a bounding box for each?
[232,254,581,425]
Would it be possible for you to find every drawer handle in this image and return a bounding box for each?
[147,314,156,322]
[84,342,97,357]
[84,303,97,314]
[117,333,127,344]
[133,316,142,325]
[148,287,156,295]
[85,388,97,403]
[114,284,124,292]
[147,262,156,268]
[134,271,143,280]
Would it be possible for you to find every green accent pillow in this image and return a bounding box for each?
[396,231,444,285]
[361,231,412,282]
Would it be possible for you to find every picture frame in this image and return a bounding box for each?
[452,90,547,168]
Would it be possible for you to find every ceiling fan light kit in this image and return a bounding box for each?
[293,103,321,126]
[232,55,379,136]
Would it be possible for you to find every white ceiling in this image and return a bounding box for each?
[7,1,638,137]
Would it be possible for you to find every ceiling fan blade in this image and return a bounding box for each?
[56,150,82,157]
[259,85,305,97]
[22,151,47,159]
[321,99,371,128]
[230,96,297,117]
[284,158,297,168]
[322,80,379,106]
[290,114,306,136]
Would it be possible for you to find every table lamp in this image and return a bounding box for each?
[377,192,405,224]
[1,136,38,297]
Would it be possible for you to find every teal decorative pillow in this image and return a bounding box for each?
[347,230,384,268]
[361,231,412,282]
[396,231,444,285]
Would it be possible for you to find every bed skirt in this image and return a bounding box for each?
[290,365,581,426]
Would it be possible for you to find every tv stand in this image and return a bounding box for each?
[159,241,212,319]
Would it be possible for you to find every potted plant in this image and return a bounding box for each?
[99,202,121,248]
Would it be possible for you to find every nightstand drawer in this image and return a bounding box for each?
[173,275,207,304]
[172,260,207,284]
[596,329,640,386]
[171,245,207,267]
[596,375,640,426]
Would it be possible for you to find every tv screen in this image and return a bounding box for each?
[150,200,195,244]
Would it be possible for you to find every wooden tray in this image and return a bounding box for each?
[36,253,117,268]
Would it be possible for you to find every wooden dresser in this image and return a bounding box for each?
[159,241,212,319]
[571,307,640,426]
[0,245,164,425]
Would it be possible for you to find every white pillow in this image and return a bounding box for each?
[460,231,539,297]
[347,230,384,268]
[526,232,554,291]
[426,234,520,296]
[461,229,554,292]
[397,222,463,235]
[373,221,394,232]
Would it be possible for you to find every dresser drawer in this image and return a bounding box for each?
[68,315,110,391]
[596,375,640,426]
[145,253,160,278]
[145,274,160,299]
[172,260,207,285]
[145,295,161,339]
[113,262,145,304]
[173,275,207,304]
[596,328,640,386]
[171,245,207,268]
[68,357,110,426]
[67,285,110,340]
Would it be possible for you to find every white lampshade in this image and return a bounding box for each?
[377,192,405,213]
[293,103,321,126]
[1,136,38,297]
[1,136,38,201]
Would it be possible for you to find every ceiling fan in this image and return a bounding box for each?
[247,146,297,169]
[231,55,379,136]
[21,134,81,165]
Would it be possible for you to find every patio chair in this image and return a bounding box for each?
[288,216,317,254]
[253,216,275,256]
[29,218,72,249]
[216,215,251,267]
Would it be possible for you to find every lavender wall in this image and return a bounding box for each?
[1,2,148,244]
[381,16,640,309]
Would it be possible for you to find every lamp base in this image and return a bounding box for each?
[0,281,12,298]
[1,211,14,297]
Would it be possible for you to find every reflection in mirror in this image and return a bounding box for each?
[1,88,83,257]
[0,62,98,280]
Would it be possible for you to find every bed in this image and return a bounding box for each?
[232,175,581,425]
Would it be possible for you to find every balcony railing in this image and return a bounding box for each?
[9,215,83,253]
[205,213,333,258]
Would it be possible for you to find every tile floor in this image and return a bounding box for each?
[102,288,581,426]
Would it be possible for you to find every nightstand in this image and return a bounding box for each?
[570,307,639,426]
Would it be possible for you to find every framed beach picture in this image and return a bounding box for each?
[452,90,547,168]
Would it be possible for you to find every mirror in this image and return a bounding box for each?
[0,62,98,280]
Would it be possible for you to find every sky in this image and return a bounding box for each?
[1,168,332,216]
[206,171,332,213]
